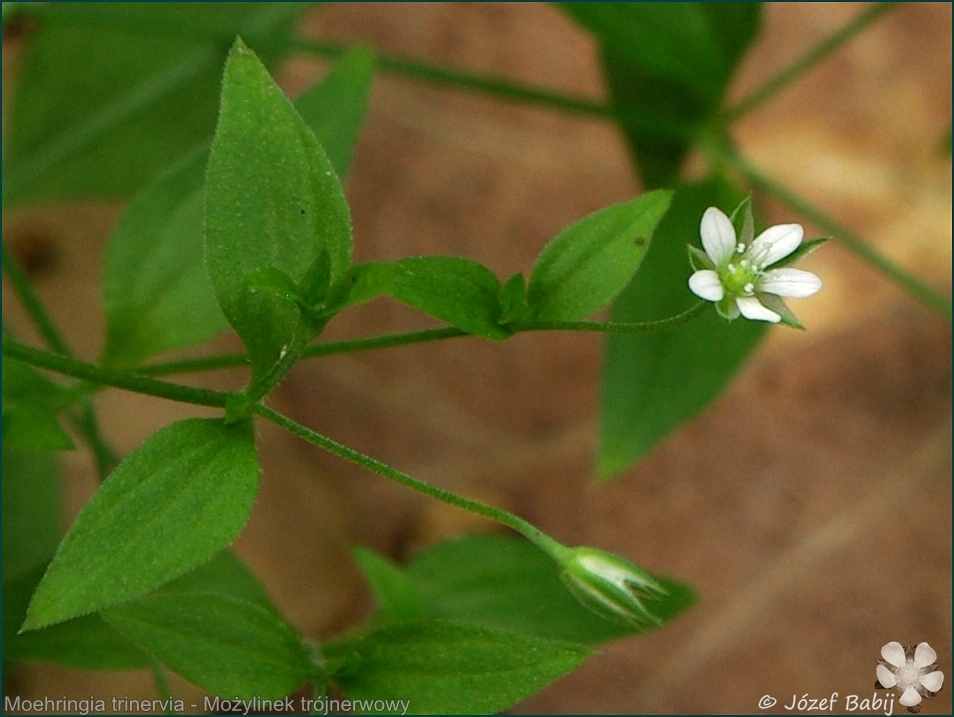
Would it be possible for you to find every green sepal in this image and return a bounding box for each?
[687,244,713,272]
[757,293,806,330]
[767,237,829,269]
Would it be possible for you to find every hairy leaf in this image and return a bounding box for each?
[526,191,672,321]
[330,620,591,714]
[4,566,151,671]
[5,550,279,672]
[102,48,374,368]
[353,547,422,622]
[206,40,352,384]
[23,418,258,630]
[104,593,310,701]
[377,257,509,339]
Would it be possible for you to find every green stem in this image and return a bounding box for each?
[722,2,898,123]
[3,243,119,476]
[68,405,120,477]
[2,243,71,356]
[513,302,709,334]
[2,339,233,409]
[140,327,465,376]
[719,148,952,320]
[24,3,609,120]
[148,662,175,715]
[244,329,309,404]
[284,37,610,118]
[139,306,710,379]
[255,403,564,559]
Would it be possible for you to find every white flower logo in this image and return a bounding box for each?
[687,203,822,325]
[876,641,945,713]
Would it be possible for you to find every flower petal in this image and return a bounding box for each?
[700,207,736,265]
[751,222,803,267]
[736,296,781,323]
[899,686,922,707]
[759,268,823,298]
[913,642,938,669]
[920,670,944,693]
[881,642,906,668]
[688,270,724,301]
[877,665,898,688]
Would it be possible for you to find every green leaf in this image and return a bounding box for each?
[23,418,259,630]
[599,180,766,479]
[4,567,151,671]
[2,448,62,581]
[380,257,509,339]
[405,535,693,643]
[294,46,375,179]
[498,273,528,325]
[526,191,672,321]
[1,358,75,451]
[206,39,353,385]
[330,620,592,715]
[5,550,277,672]
[101,150,227,368]
[353,547,422,622]
[3,2,307,206]
[573,3,762,187]
[560,3,737,101]
[104,593,311,701]
[101,49,374,368]
[156,549,281,616]
[337,262,400,309]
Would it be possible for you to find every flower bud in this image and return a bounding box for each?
[559,546,667,630]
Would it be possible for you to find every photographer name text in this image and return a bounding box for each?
[759,692,895,715]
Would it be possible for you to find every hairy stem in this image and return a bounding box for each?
[148,662,175,715]
[140,306,709,379]
[2,243,71,356]
[3,339,233,409]
[256,404,565,559]
[139,328,465,376]
[3,243,119,476]
[513,302,709,334]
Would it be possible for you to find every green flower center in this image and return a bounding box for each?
[719,248,761,297]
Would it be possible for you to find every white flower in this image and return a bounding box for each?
[877,641,945,712]
[688,205,822,324]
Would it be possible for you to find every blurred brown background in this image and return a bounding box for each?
[3,3,951,714]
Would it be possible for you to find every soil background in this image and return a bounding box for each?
[3,3,951,714]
